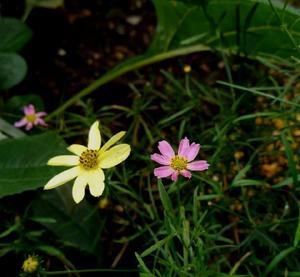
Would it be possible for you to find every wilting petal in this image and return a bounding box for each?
[99,144,130,169]
[158,140,175,159]
[171,171,179,181]
[68,144,87,156]
[88,169,105,197]
[47,155,79,166]
[25,122,33,131]
[99,131,126,154]
[151,153,171,165]
[44,166,80,190]
[154,166,174,178]
[187,160,209,171]
[72,174,88,203]
[88,121,101,150]
[178,137,190,156]
[14,118,28,128]
[24,104,35,115]
[184,143,200,161]
[181,169,192,179]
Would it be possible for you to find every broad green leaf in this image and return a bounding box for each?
[0,53,27,90]
[0,118,25,138]
[0,132,67,197]
[31,186,104,255]
[151,0,300,58]
[0,17,32,52]
[49,0,300,117]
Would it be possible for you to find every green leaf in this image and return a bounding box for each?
[0,17,32,52]
[281,131,298,186]
[157,179,174,218]
[152,0,300,58]
[49,0,300,117]
[135,252,153,275]
[294,205,300,247]
[32,186,104,255]
[140,233,175,257]
[0,53,27,90]
[0,132,67,197]
[264,247,296,274]
[0,118,25,139]
[26,0,64,9]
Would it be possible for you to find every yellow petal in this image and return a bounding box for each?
[72,174,88,203]
[88,169,105,197]
[68,144,87,156]
[88,121,101,150]
[99,131,126,155]
[99,144,131,169]
[44,166,80,190]
[47,155,79,166]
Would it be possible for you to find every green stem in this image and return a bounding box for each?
[43,268,138,275]
[22,6,33,22]
[46,45,211,120]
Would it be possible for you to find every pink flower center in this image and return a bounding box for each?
[25,114,37,123]
[79,149,98,170]
[170,156,188,171]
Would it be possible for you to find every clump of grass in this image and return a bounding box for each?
[48,53,300,275]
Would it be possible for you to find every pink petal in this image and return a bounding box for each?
[151,153,171,165]
[36,111,47,117]
[35,118,47,126]
[25,122,33,131]
[24,104,35,115]
[180,170,192,179]
[187,160,209,171]
[178,137,190,156]
[158,140,175,159]
[171,171,179,181]
[154,166,174,178]
[14,118,28,128]
[184,143,200,162]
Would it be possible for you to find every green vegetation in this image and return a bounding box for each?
[0,0,300,275]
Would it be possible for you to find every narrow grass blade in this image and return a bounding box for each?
[264,247,296,274]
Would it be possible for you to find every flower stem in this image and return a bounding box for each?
[46,45,210,120]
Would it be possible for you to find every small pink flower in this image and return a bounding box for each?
[151,137,209,181]
[14,104,47,131]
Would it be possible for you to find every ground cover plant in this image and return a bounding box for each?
[0,0,300,276]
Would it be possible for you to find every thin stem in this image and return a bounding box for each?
[46,45,211,120]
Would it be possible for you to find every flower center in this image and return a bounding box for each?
[170,155,188,171]
[25,114,37,123]
[79,149,98,170]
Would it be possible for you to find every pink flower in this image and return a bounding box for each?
[151,137,209,181]
[14,104,47,131]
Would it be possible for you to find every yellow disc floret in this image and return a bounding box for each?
[22,255,39,273]
[25,114,37,123]
[170,155,188,171]
[79,149,98,170]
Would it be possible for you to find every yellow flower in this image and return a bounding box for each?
[22,255,39,273]
[183,65,192,73]
[44,121,131,203]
